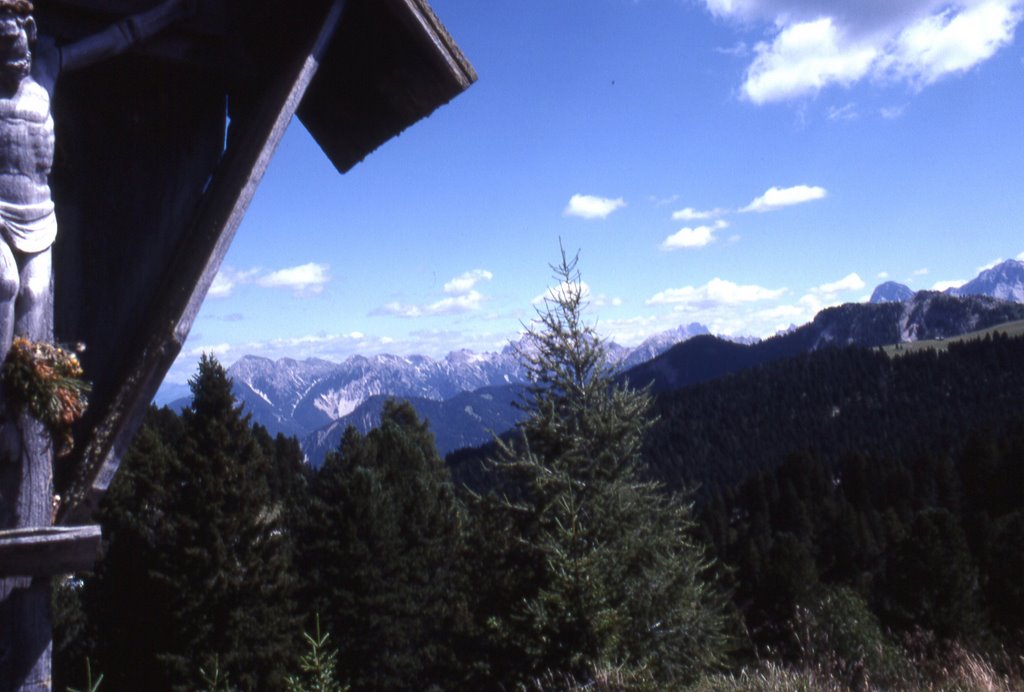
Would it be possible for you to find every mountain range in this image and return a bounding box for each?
[162,257,1024,464]
[870,258,1024,304]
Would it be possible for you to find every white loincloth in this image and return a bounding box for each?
[0,199,57,254]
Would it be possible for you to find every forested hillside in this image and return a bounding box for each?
[645,331,1024,493]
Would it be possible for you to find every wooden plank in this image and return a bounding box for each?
[59,0,347,524]
[0,526,102,577]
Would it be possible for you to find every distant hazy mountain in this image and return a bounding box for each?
[617,322,710,370]
[949,259,1024,303]
[226,347,526,439]
[870,281,914,304]
[191,322,712,445]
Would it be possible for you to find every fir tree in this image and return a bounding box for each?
[83,355,300,690]
[470,249,731,685]
[301,400,469,690]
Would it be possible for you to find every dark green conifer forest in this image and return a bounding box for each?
[51,268,1023,690]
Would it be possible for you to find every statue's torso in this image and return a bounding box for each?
[0,77,53,206]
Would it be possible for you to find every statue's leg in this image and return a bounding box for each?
[0,236,18,365]
[13,247,52,344]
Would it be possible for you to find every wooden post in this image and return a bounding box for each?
[0,268,57,691]
[0,415,55,692]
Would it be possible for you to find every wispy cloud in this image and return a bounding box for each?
[705,0,1024,104]
[1017,250,1024,261]
[661,220,729,250]
[827,102,859,121]
[671,206,725,221]
[741,184,827,212]
[716,41,750,56]
[563,194,626,220]
[880,104,907,119]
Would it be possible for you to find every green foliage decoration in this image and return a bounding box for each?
[2,336,89,454]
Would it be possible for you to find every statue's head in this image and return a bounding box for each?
[0,0,33,87]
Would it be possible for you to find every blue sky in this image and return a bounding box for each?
[167,0,1024,384]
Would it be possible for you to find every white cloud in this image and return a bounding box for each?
[793,272,866,318]
[563,194,626,220]
[646,277,786,306]
[661,221,729,250]
[533,280,593,305]
[877,271,890,279]
[187,343,232,357]
[209,272,235,298]
[880,2,1022,87]
[977,258,1004,272]
[932,279,967,291]
[707,0,1024,104]
[375,290,486,318]
[1017,250,1024,260]
[672,206,724,221]
[813,272,866,295]
[741,184,827,212]
[912,267,930,276]
[257,263,330,293]
[372,269,497,318]
[208,266,259,298]
[444,269,493,295]
[742,18,878,103]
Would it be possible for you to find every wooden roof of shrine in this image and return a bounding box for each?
[31,0,475,523]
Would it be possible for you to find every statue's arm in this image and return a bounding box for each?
[58,0,193,74]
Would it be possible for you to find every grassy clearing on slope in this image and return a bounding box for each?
[882,319,1024,357]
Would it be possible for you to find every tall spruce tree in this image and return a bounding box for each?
[301,399,469,690]
[83,355,300,690]
[470,249,731,686]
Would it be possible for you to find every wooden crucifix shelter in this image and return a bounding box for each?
[0,0,474,688]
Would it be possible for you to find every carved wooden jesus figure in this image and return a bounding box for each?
[0,0,191,364]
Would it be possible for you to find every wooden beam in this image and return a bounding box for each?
[60,0,347,524]
[0,526,102,577]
